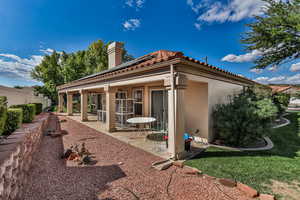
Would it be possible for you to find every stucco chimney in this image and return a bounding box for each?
[107,42,123,69]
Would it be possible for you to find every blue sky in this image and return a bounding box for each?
[0,0,299,87]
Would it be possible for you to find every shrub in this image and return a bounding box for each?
[32,103,43,114]
[272,93,290,116]
[10,104,36,123]
[213,87,278,147]
[0,96,8,135]
[4,108,23,135]
[0,96,7,106]
[0,105,7,136]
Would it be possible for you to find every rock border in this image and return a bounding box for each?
[172,163,276,200]
[209,136,274,152]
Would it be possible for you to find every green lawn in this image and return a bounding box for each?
[186,111,300,198]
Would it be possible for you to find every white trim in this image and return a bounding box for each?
[132,88,144,116]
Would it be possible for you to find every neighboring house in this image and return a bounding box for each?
[57,42,256,159]
[0,85,51,108]
[269,85,300,94]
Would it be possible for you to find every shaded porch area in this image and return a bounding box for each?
[63,113,172,159]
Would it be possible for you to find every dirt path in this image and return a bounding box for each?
[23,114,251,200]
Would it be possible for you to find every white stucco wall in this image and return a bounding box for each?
[0,86,51,108]
[184,74,244,142]
[207,79,243,141]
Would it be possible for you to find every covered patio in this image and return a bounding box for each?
[57,74,209,159]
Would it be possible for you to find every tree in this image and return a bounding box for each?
[31,40,134,104]
[242,0,300,69]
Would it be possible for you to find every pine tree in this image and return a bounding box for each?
[242,0,300,69]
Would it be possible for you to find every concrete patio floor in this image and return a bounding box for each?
[61,112,172,159]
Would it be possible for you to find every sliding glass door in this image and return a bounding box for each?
[151,90,168,132]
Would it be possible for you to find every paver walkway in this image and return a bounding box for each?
[23,114,251,200]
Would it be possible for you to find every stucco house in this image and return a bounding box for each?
[57,42,256,159]
[269,85,300,94]
[0,85,51,108]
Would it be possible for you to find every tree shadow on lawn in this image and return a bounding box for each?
[23,114,127,200]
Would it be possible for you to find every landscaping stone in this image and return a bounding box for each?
[218,178,237,188]
[237,182,258,198]
[259,194,276,200]
[173,160,184,168]
[185,167,202,175]
[203,174,216,181]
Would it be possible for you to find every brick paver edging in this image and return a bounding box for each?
[175,164,276,200]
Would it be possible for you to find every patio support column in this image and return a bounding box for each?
[144,86,149,116]
[80,90,88,121]
[165,72,188,160]
[104,86,116,132]
[58,93,64,113]
[66,92,73,116]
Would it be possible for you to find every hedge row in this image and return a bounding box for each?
[4,108,23,135]
[0,96,45,136]
[10,104,36,123]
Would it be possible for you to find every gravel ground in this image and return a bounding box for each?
[23,114,251,200]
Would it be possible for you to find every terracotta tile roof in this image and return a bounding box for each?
[269,85,293,93]
[58,50,256,89]
[127,50,255,83]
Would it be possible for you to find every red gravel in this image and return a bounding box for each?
[23,114,252,200]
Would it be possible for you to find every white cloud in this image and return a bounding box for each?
[286,74,300,83]
[40,48,54,54]
[187,0,266,28]
[254,74,300,84]
[222,50,263,63]
[0,53,43,81]
[268,76,286,82]
[125,0,146,9]
[250,68,263,74]
[254,76,269,83]
[123,19,141,31]
[268,65,278,72]
[194,23,202,30]
[290,62,300,72]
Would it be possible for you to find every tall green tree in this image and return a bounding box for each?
[242,0,300,69]
[31,40,134,104]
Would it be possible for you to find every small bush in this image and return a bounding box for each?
[213,87,278,147]
[32,103,43,114]
[0,96,7,106]
[4,108,23,135]
[272,93,290,116]
[0,105,7,135]
[0,96,8,135]
[10,104,36,123]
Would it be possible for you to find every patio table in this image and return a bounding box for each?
[127,117,156,136]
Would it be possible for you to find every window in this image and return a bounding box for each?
[116,91,127,99]
[133,89,143,116]
[97,93,106,122]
